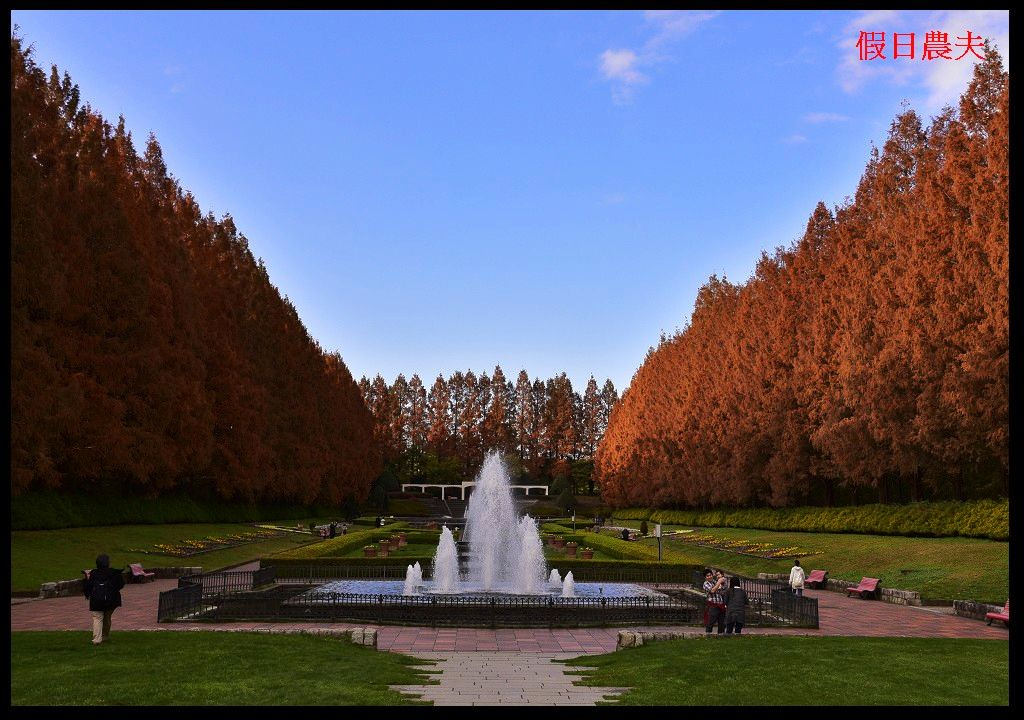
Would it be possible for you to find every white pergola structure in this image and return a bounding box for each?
[401,481,549,501]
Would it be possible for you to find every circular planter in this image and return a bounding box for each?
[363,547,377,558]
[566,542,578,558]
[552,537,565,548]
[581,550,594,559]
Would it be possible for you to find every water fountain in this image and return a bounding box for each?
[299,451,669,611]
[463,452,547,593]
[402,561,423,595]
[431,526,461,593]
[561,570,575,598]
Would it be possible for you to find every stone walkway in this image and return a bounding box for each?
[391,653,628,706]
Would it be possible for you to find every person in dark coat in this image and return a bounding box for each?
[82,554,125,645]
[329,522,337,539]
[724,576,749,635]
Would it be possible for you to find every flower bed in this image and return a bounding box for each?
[127,528,284,558]
[669,531,818,560]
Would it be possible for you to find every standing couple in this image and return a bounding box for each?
[702,568,748,635]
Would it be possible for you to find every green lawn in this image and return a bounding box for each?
[11,523,322,592]
[10,631,433,705]
[612,523,1008,602]
[565,636,1009,705]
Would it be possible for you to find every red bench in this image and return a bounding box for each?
[129,563,156,583]
[805,570,828,588]
[846,577,880,599]
[985,600,1009,627]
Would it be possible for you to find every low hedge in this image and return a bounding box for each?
[264,556,434,571]
[543,529,660,562]
[10,490,345,531]
[272,524,410,560]
[610,500,1008,540]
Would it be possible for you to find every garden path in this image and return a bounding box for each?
[390,652,628,706]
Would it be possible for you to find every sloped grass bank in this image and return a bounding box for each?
[11,523,319,592]
[11,632,432,705]
[609,525,1008,603]
[566,636,1008,705]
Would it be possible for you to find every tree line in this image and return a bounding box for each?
[358,369,618,495]
[10,34,381,506]
[595,48,1008,509]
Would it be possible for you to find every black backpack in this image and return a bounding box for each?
[91,576,117,606]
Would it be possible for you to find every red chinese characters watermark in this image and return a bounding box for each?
[857,30,986,60]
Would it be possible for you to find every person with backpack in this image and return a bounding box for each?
[82,554,125,645]
[724,576,749,634]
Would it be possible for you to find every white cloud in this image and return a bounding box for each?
[598,11,719,103]
[782,134,809,145]
[836,10,1009,112]
[600,49,646,84]
[803,112,850,123]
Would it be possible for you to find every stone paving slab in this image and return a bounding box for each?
[391,653,629,706]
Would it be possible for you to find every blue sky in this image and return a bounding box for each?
[11,10,1009,391]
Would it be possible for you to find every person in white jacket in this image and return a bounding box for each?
[789,559,806,597]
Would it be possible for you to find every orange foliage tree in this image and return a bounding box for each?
[596,47,1008,508]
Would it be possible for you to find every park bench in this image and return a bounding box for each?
[985,600,1009,627]
[129,563,156,583]
[845,577,880,599]
[805,570,828,588]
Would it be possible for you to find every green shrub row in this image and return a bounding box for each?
[272,524,411,559]
[263,556,434,570]
[10,490,345,530]
[610,500,1009,540]
[542,529,660,561]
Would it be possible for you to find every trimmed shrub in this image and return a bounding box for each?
[610,500,1008,540]
[272,524,411,559]
[10,490,343,530]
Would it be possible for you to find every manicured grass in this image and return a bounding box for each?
[10,631,434,705]
[11,524,321,592]
[565,636,1008,705]
[612,523,1008,602]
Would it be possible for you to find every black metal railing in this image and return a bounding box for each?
[157,582,203,622]
[158,565,815,628]
[160,568,278,622]
[207,589,704,628]
[177,568,277,595]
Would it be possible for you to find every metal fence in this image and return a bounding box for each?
[158,565,815,627]
[208,589,704,628]
[157,582,204,622]
[159,568,277,622]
